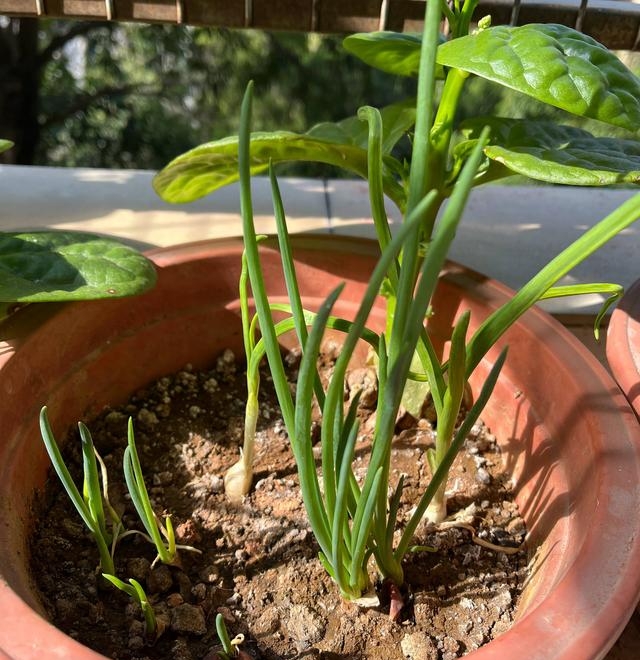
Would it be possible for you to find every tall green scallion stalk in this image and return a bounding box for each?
[233,0,640,603]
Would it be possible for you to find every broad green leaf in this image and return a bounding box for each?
[461,118,640,185]
[344,32,444,78]
[308,100,416,155]
[0,139,13,154]
[154,120,409,209]
[0,231,157,302]
[438,24,640,132]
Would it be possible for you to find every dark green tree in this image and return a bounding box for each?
[0,17,414,170]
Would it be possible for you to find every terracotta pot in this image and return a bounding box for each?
[607,278,640,419]
[1,236,640,660]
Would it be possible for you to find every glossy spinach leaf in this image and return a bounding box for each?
[308,100,415,155]
[344,32,444,78]
[154,121,408,209]
[0,140,13,154]
[438,24,640,132]
[461,118,640,185]
[0,231,157,302]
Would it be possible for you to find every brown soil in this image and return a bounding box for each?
[30,345,529,660]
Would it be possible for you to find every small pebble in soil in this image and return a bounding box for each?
[167,593,185,607]
[191,583,207,602]
[137,407,159,428]
[203,377,219,393]
[127,557,151,581]
[199,565,219,583]
[400,632,438,660]
[254,607,280,635]
[171,637,195,660]
[441,636,461,660]
[147,565,173,594]
[506,516,526,537]
[105,410,127,430]
[170,603,207,635]
[287,604,325,651]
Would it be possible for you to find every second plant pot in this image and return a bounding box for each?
[607,277,640,419]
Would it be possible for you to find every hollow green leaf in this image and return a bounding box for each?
[540,282,623,340]
[0,231,156,302]
[153,129,406,209]
[344,32,444,78]
[438,24,640,131]
[39,407,115,575]
[79,422,109,544]
[215,613,235,658]
[466,194,640,374]
[102,573,137,598]
[0,139,13,154]
[461,118,640,185]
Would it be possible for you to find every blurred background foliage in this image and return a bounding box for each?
[0,18,414,172]
[1,17,638,175]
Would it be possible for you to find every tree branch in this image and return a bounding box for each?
[40,83,160,128]
[37,21,113,69]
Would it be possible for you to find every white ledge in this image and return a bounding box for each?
[1,164,638,314]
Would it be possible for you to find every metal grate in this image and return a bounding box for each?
[1,0,639,49]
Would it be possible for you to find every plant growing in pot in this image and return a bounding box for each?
[154,0,640,599]
[2,2,640,660]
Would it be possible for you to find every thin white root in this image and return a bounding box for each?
[452,522,523,555]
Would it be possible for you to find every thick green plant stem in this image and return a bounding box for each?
[386,0,442,356]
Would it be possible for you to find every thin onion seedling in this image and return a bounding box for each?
[214,613,247,659]
[123,418,201,566]
[39,406,120,575]
[102,573,157,639]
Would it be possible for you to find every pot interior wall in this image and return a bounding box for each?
[0,237,638,660]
